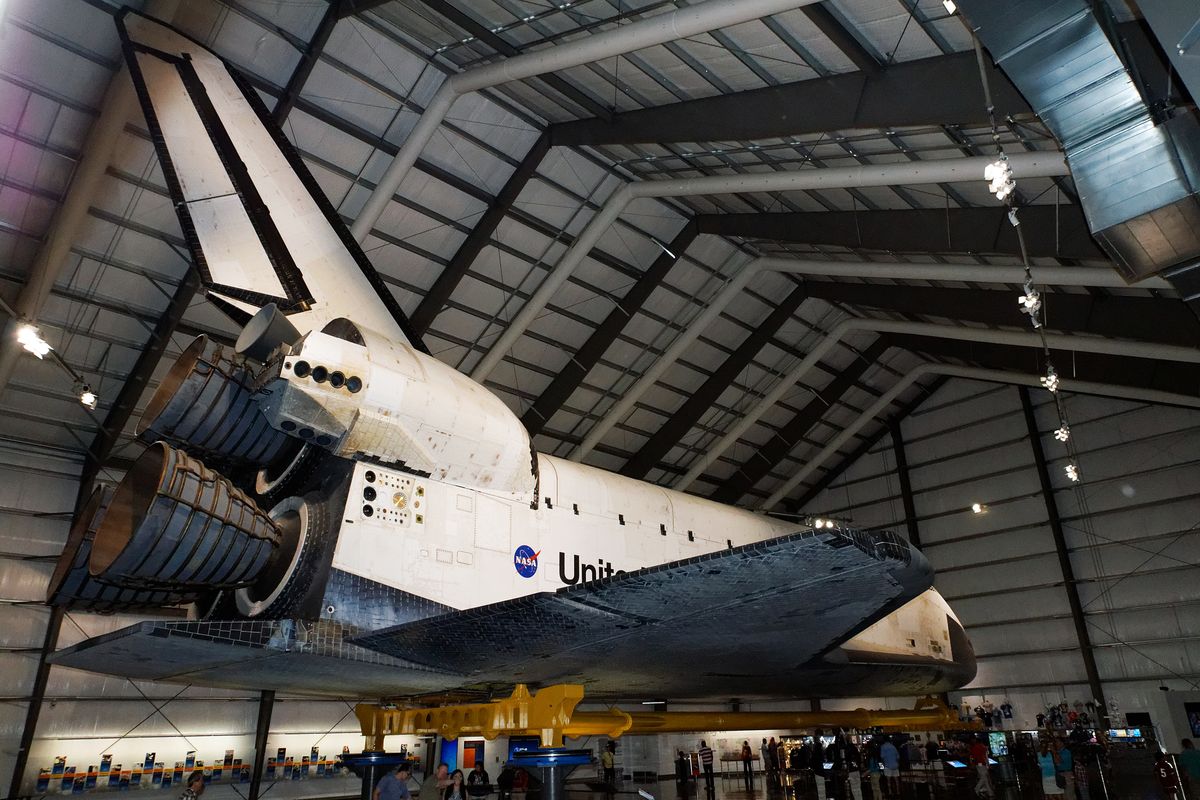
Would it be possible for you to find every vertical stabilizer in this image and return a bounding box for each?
[117,10,428,352]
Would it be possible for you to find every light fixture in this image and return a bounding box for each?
[1065,463,1080,482]
[942,0,957,13]
[78,384,98,410]
[17,324,51,359]
[971,502,987,514]
[984,156,1016,202]
[1040,365,1060,393]
[1054,424,1070,442]
[650,238,677,260]
[641,699,667,705]
[1018,282,1042,327]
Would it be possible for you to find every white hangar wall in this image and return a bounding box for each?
[802,378,1200,748]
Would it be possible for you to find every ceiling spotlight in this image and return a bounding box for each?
[984,156,1016,202]
[77,383,98,410]
[1018,282,1042,327]
[1065,463,1080,482]
[651,237,677,259]
[17,324,51,359]
[1054,424,1070,442]
[1040,365,1060,393]
[942,0,957,13]
[971,502,987,514]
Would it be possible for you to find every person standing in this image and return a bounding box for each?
[467,764,489,788]
[768,737,780,779]
[601,742,616,792]
[1054,740,1075,800]
[1037,742,1063,799]
[422,763,450,800]
[443,771,466,800]
[1156,750,1181,800]
[375,765,412,800]
[741,740,754,790]
[675,751,690,799]
[811,732,829,800]
[179,771,205,800]
[1180,740,1200,800]
[761,739,771,781]
[698,741,715,794]
[879,737,900,799]
[969,736,993,798]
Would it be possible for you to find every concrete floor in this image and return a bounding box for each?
[563,766,1177,800]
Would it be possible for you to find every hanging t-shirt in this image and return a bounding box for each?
[1000,703,1013,719]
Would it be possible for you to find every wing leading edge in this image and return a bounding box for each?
[116,9,428,352]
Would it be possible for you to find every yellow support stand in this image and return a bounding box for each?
[356,686,973,751]
[355,684,632,750]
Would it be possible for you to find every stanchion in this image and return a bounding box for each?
[509,748,592,800]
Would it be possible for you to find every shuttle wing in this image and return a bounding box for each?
[349,526,934,697]
[51,527,952,699]
[117,9,427,351]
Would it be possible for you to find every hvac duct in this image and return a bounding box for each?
[348,0,814,243]
[89,443,280,589]
[573,257,1171,459]
[673,318,1200,491]
[759,363,1200,511]
[471,152,1070,382]
[956,0,1200,284]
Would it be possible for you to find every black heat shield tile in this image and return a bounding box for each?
[350,527,933,697]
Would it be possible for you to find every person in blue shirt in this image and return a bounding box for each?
[880,737,900,798]
[1054,740,1075,799]
[374,764,412,800]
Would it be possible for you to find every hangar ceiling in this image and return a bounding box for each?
[0,0,1194,515]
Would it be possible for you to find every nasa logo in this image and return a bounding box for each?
[513,545,540,578]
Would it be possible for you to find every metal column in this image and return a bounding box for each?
[889,419,922,548]
[249,690,276,800]
[7,606,65,799]
[1018,386,1107,715]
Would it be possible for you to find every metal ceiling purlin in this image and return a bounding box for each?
[694,206,1106,261]
[712,338,889,503]
[411,132,552,335]
[674,314,1193,492]
[619,283,809,480]
[520,221,700,437]
[473,152,1070,384]
[887,334,1200,400]
[272,0,344,123]
[0,0,182,402]
[413,0,615,121]
[550,50,1030,146]
[801,282,1200,346]
[793,376,945,511]
[349,0,816,242]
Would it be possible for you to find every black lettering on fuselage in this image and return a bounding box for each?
[559,553,623,585]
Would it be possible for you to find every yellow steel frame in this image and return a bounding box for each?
[355,685,973,750]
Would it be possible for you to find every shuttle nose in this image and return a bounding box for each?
[947,615,978,687]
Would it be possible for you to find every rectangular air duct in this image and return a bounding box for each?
[959,0,1200,284]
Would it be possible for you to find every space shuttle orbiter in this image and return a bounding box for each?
[48,10,975,700]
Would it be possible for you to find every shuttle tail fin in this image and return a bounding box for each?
[117,9,427,352]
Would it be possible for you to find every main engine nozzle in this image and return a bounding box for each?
[138,336,293,468]
[89,443,281,590]
[47,486,209,612]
